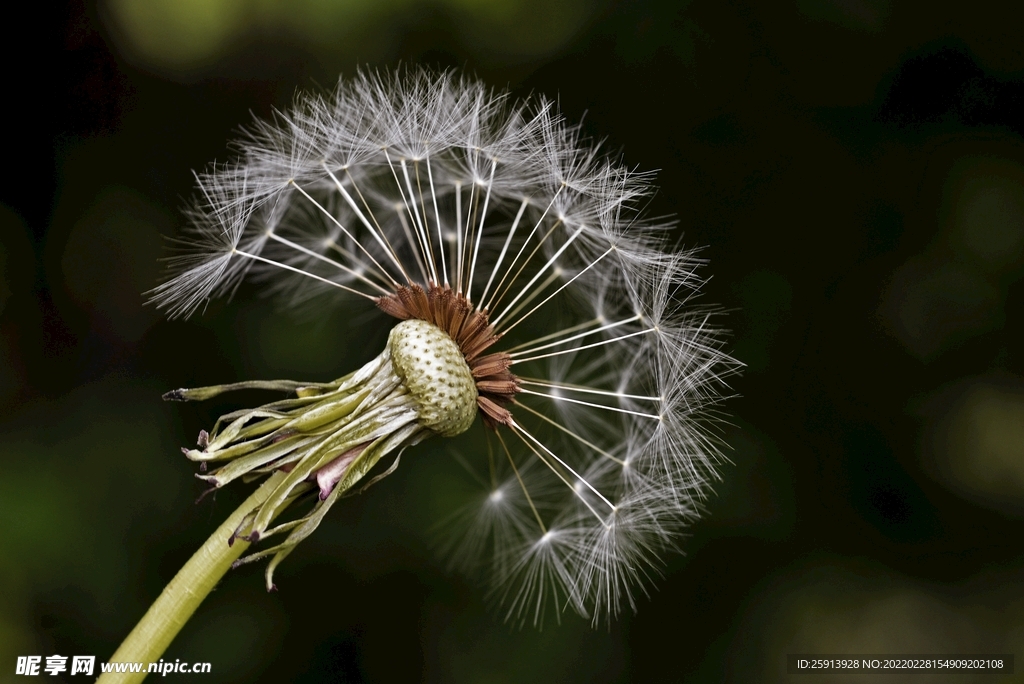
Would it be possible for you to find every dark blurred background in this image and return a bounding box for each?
[3,0,1024,682]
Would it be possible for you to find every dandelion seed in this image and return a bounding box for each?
[151,67,738,626]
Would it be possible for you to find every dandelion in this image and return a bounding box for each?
[101,67,736,681]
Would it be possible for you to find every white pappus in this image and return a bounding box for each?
[150,67,739,627]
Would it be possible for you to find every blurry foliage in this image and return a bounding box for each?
[100,0,604,77]
[882,252,1003,361]
[238,297,387,378]
[881,153,1024,362]
[732,270,792,373]
[729,557,1022,683]
[919,374,1024,516]
[173,597,288,679]
[797,0,891,33]
[943,157,1024,275]
[697,419,795,541]
[0,207,34,404]
[58,185,167,343]
[0,207,35,322]
[0,380,183,673]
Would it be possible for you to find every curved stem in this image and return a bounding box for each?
[98,471,288,684]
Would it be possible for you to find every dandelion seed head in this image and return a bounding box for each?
[151,66,738,626]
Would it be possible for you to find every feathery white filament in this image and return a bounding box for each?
[150,67,738,626]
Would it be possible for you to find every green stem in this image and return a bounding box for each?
[97,471,288,684]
